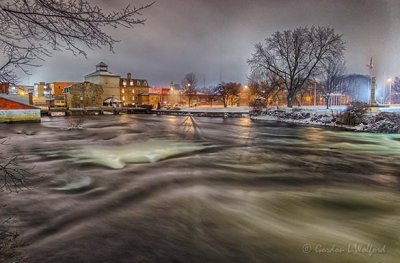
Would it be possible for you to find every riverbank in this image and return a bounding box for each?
[154,108,249,118]
[39,106,251,119]
[251,107,400,133]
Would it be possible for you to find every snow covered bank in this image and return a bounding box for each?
[251,107,400,134]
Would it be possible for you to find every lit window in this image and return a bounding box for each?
[123,81,127,87]
[132,89,135,94]
[122,96,125,101]
[122,89,125,94]
[130,81,133,86]
[132,96,135,101]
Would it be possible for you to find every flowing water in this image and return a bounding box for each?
[1,115,399,263]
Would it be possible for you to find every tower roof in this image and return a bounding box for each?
[96,62,108,67]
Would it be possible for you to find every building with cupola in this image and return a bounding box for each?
[84,62,121,103]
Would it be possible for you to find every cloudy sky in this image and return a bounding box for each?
[21,0,400,87]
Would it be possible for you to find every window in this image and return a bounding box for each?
[132,96,135,101]
[122,89,125,94]
[123,81,127,87]
[130,81,133,86]
[132,89,135,94]
[122,96,125,101]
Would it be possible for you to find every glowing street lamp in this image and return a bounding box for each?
[388,78,393,105]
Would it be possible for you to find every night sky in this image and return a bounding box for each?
[20,0,400,88]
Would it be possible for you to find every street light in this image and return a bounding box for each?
[388,78,393,105]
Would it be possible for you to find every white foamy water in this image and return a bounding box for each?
[67,140,209,169]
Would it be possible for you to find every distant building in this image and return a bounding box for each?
[85,62,121,104]
[46,82,78,97]
[138,93,161,109]
[0,83,9,94]
[1,84,34,106]
[64,82,103,108]
[33,82,46,98]
[8,85,34,96]
[120,73,149,106]
[150,88,172,106]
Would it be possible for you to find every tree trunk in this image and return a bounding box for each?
[326,96,330,109]
[287,95,294,108]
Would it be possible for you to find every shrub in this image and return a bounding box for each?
[337,101,370,126]
[366,112,400,133]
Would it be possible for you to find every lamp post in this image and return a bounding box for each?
[388,78,393,106]
[187,83,191,107]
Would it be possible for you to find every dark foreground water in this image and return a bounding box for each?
[1,115,399,263]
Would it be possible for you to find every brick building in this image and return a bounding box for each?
[120,73,150,106]
[64,82,103,108]
[0,83,9,94]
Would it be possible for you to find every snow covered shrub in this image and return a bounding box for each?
[366,112,400,133]
[337,101,369,126]
[249,99,267,116]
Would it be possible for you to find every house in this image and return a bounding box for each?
[0,96,40,123]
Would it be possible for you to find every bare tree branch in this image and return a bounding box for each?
[0,0,153,83]
[213,82,241,108]
[0,155,32,192]
[182,73,198,107]
[319,57,346,109]
[248,26,346,107]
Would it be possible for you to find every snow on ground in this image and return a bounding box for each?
[162,105,400,133]
[251,108,363,131]
[251,106,400,133]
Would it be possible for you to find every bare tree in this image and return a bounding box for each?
[248,71,281,108]
[213,82,241,108]
[0,0,153,84]
[182,73,198,107]
[199,85,219,107]
[248,26,346,107]
[319,57,346,109]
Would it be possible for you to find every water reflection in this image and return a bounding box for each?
[0,115,399,263]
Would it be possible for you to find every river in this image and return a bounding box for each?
[0,115,399,263]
